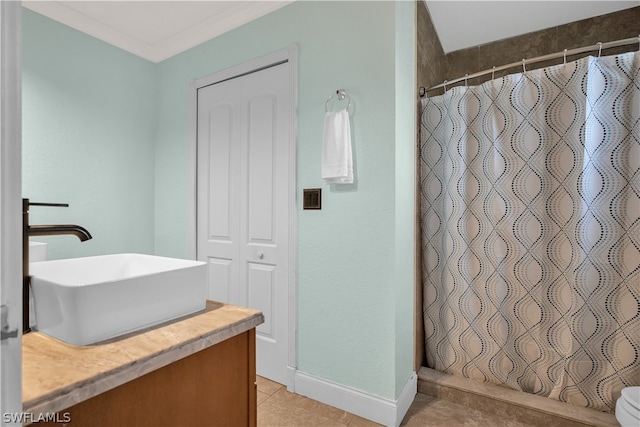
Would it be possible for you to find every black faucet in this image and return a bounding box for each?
[23,198,92,334]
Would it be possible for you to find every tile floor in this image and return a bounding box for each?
[256,376,532,427]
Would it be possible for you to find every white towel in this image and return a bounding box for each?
[322,109,353,184]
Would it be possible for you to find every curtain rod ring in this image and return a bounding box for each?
[598,42,603,57]
[492,66,496,80]
[563,49,568,65]
[522,58,526,73]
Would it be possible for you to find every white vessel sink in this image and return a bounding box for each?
[30,253,208,345]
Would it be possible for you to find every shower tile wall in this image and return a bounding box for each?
[415,1,445,370]
[417,2,445,89]
[444,6,640,88]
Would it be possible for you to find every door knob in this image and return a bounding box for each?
[257,252,264,259]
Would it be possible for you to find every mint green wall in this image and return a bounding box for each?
[155,0,415,399]
[22,9,156,260]
[394,0,417,395]
[22,0,416,401]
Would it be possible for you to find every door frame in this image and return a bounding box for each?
[1,0,23,417]
[189,45,298,389]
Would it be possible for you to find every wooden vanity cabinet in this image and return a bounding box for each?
[42,329,257,427]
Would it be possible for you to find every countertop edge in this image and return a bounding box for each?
[23,311,263,415]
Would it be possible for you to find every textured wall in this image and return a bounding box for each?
[22,9,157,260]
[22,1,418,403]
[395,0,418,393]
[155,1,414,400]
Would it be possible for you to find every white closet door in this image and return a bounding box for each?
[197,62,290,384]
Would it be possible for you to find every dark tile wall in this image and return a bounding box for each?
[416,1,445,90]
[441,6,640,91]
[415,0,446,371]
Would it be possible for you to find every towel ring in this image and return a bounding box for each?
[325,89,351,113]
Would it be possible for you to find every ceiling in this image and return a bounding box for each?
[23,0,640,62]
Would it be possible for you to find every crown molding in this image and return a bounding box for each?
[23,1,295,63]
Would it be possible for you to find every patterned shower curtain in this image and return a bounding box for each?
[420,51,639,412]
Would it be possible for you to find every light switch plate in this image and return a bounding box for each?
[303,188,321,210]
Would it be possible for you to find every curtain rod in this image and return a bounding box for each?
[420,35,640,95]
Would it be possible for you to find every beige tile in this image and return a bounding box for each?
[254,375,551,427]
[347,414,383,427]
[257,376,284,396]
[401,392,437,421]
[401,393,533,427]
[257,390,271,406]
[257,398,347,427]
[417,368,618,427]
[268,388,354,425]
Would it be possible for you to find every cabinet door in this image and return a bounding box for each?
[43,330,257,427]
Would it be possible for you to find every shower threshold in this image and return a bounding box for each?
[417,367,618,427]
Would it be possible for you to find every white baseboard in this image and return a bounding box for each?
[292,370,417,427]
[393,372,418,426]
[286,365,296,392]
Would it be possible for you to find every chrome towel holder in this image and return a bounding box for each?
[325,89,351,113]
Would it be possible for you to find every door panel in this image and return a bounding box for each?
[248,96,275,243]
[207,258,231,303]
[197,62,290,384]
[207,106,233,241]
[248,263,275,337]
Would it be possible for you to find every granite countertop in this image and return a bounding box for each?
[23,301,264,415]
